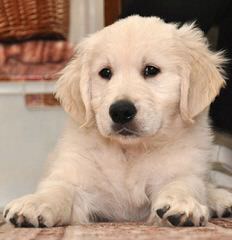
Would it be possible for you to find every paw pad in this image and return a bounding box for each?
[183,219,194,227]
[9,214,18,226]
[222,208,232,218]
[167,214,183,226]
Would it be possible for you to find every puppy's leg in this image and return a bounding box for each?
[148,176,209,227]
[207,184,232,218]
[3,180,74,227]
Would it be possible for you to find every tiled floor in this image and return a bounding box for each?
[1,216,232,240]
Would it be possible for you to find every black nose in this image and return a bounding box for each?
[109,100,137,124]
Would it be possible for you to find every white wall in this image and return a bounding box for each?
[0,95,66,209]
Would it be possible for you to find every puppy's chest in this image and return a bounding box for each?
[88,149,151,219]
[90,147,153,201]
[83,145,185,220]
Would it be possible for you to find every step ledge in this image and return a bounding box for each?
[0,81,56,95]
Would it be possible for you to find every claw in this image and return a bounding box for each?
[156,205,170,219]
[4,209,9,218]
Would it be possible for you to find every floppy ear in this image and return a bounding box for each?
[178,23,226,122]
[55,41,92,126]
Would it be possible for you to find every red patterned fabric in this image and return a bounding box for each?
[0,41,74,81]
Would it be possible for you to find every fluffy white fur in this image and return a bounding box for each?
[4,16,232,227]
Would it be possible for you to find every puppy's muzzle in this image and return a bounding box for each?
[109,100,138,136]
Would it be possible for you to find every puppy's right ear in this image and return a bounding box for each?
[177,23,226,122]
[55,41,92,125]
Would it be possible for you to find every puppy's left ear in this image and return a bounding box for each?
[55,40,92,126]
[178,23,226,122]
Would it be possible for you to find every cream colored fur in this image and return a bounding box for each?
[4,16,232,227]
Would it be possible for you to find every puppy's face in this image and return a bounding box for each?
[56,16,225,145]
[91,20,181,143]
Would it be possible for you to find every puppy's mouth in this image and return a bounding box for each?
[112,124,140,137]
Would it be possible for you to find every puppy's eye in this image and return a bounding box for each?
[99,68,112,80]
[143,65,160,78]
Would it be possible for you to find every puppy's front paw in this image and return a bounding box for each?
[4,194,59,228]
[209,188,232,218]
[149,194,209,227]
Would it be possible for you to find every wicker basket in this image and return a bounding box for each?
[0,0,70,41]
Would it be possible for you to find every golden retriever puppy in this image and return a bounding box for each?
[4,16,232,227]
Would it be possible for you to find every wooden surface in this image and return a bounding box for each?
[1,216,232,240]
[104,0,121,26]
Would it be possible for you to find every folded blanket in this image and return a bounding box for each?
[0,41,74,81]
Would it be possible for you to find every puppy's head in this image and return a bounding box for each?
[56,16,225,145]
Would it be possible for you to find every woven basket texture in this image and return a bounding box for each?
[0,0,69,41]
